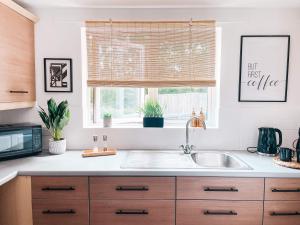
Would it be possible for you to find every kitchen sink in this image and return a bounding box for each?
[191,152,251,170]
[121,150,251,170]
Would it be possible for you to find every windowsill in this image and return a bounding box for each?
[84,123,218,129]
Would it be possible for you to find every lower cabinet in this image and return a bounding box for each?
[263,201,300,225]
[30,176,300,225]
[177,200,263,225]
[90,200,175,225]
[32,199,89,225]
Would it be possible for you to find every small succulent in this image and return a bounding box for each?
[103,112,112,119]
[140,99,164,118]
[38,98,70,141]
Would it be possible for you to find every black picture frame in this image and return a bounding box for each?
[238,35,290,102]
[44,58,73,93]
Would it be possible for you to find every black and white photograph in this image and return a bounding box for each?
[238,35,290,102]
[44,58,73,92]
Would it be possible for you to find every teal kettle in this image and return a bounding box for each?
[257,127,282,156]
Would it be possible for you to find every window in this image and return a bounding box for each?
[86,86,217,127]
[83,21,220,128]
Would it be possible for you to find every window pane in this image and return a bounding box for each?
[158,87,208,120]
[99,87,142,118]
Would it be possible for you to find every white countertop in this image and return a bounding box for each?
[0,149,300,186]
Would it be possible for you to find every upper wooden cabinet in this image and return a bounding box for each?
[0,0,38,110]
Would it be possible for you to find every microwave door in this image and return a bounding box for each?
[11,134,24,150]
[0,135,12,152]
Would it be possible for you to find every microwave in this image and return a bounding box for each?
[0,123,42,160]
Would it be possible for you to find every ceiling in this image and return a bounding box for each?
[14,0,300,8]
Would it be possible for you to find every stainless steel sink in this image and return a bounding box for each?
[191,152,251,170]
[121,150,252,170]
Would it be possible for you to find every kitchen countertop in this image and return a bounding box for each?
[0,149,300,186]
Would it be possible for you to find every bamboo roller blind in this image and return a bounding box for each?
[86,20,216,87]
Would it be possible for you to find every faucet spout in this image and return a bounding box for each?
[180,116,206,154]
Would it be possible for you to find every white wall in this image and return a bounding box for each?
[1,7,300,150]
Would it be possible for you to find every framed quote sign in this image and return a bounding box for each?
[238,35,290,102]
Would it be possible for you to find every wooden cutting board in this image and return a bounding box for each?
[82,148,117,157]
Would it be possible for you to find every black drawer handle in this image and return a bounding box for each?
[115,209,149,215]
[271,211,300,216]
[42,209,76,214]
[9,90,29,94]
[41,186,75,191]
[272,188,300,193]
[204,210,238,216]
[204,187,238,192]
[116,186,149,191]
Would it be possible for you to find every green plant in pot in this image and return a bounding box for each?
[103,112,112,128]
[140,99,164,128]
[38,98,70,155]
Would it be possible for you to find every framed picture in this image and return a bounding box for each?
[238,35,290,102]
[44,58,73,92]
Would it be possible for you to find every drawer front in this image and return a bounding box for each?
[32,199,89,225]
[265,178,300,200]
[90,177,175,199]
[32,177,88,199]
[177,200,263,225]
[91,200,175,225]
[264,201,300,225]
[177,177,264,200]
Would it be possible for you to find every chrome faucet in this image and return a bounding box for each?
[180,117,206,154]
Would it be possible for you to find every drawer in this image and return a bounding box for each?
[32,177,88,199]
[264,201,300,225]
[177,177,264,200]
[177,200,263,225]
[90,177,175,199]
[90,200,175,225]
[265,178,300,200]
[32,199,89,225]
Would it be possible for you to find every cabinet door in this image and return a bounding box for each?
[177,200,263,225]
[0,3,35,103]
[265,178,300,200]
[32,177,89,200]
[90,177,175,200]
[177,177,264,200]
[91,200,175,225]
[264,201,300,225]
[32,199,89,225]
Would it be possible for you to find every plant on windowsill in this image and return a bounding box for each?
[103,112,112,128]
[140,99,164,128]
[38,98,70,155]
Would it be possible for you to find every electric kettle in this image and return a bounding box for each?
[257,127,282,156]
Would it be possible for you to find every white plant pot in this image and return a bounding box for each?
[49,138,66,155]
[103,118,112,128]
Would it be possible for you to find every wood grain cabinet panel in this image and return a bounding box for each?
[32,199,89,225]
[90,200,175,225]
[90,177,175,199]
[177,177,264,200]
[32,177,88,200]
[264,201,300,225]
[265,178,300,201]
[0,2,35,104]
[177,200,263,225]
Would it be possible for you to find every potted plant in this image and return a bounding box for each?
[103,112,112,128]
[38,98,71,155]
[140,99,164,128]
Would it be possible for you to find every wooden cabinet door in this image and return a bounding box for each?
[264,201,300,225]
[177,200,263,225]
[90,177,175,200]
[177,177,264,200]
[91,200,175,225]
[0,2,35,103]
[265,178,300,201]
